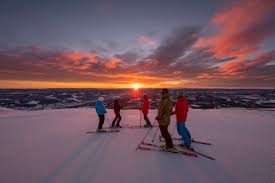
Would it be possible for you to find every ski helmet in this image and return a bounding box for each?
[98,97,104,101]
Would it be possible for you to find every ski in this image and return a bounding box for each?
[191,139,212,145]
[177,144,215,160]
[159,136,212,145]
[86,129,120,133]
[103,125,158,129]
[137,145,197,157]
[138,142,197,157]
[124,125,158,129]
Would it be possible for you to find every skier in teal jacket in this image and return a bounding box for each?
[96,97,107,132]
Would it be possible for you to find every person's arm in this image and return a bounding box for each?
[168,99,173,115]
[95,102,99,114]
[171,101,177,115]
[156,101,162,121]
[102,103,107,113]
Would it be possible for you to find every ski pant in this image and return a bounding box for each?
[159,125,173,148]
[112,113,121,126]
[177,123,191,145]
[143,113,152,125]
[98,114,105,129]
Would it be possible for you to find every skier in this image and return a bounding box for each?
[111,97,123,128]
[155,88,175,152]
[141,94,153,127]
[95,96,107,132]
[172,93,193,150]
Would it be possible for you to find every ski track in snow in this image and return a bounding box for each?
[0,108,274,183]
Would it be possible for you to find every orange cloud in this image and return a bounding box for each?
[197,73,217,79]
[218,51,275,75]
[104,57,123,69]
[196,50,275,82]
[218,60,262,75]
[195,0,275,59]
[54,51,98,71]
[61,51,89,60]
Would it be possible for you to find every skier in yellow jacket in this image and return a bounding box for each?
[156,88,175,152]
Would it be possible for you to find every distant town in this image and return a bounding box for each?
[0,88,274,110]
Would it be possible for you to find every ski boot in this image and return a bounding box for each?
[161,145,177,153]
[179,143,194,151]
[115,124,122,128]
[96,129,107,133]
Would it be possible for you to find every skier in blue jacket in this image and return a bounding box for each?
[95,97,107,132]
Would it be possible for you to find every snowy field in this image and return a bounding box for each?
[0,108,275,183]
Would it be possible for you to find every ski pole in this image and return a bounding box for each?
[122,104,127,126]
[152,126,159,142]
[136,120,157,150]
[139,109,142,128]
[171,123,177,137]
[121,109,124,126]
[106,113,112,128]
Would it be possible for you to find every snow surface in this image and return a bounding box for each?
[0,108,275,183]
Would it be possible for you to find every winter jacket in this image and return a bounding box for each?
[96,100,107,115]
[173,98,189,122]
[142,98,149,115]
[157,93,173,126]
[114,100,122,114]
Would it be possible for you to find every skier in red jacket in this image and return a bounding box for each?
[141,95,153,127]
[172,93,193,149]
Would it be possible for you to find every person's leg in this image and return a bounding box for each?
[177,123,185,144]
[143,114,152,125]
[112,115,118,127]
[181,123,191,145]
[98,115,105,129]
[159,125,173,148]
[186,125,192,140]
[115,114,121,126]
[159,126,167,146]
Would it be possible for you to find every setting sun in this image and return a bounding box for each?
[132,83,141,90]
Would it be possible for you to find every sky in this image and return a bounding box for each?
[0,0,275,89]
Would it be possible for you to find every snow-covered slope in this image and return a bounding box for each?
[0,108,274,183]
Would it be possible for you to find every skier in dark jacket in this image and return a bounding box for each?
[112,97,123,128]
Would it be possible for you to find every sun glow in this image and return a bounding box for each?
[132,83,141,90]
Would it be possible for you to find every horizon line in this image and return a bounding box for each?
[0,87,274,90]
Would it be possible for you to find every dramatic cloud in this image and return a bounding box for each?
[0,46,191,88]
[149,26,200,65]
[105,57,123,69]
[195,0,275,59]
[0,48,117,82]
[1,0,275,89]
[114,51,140,65]
[197,50,275,87]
